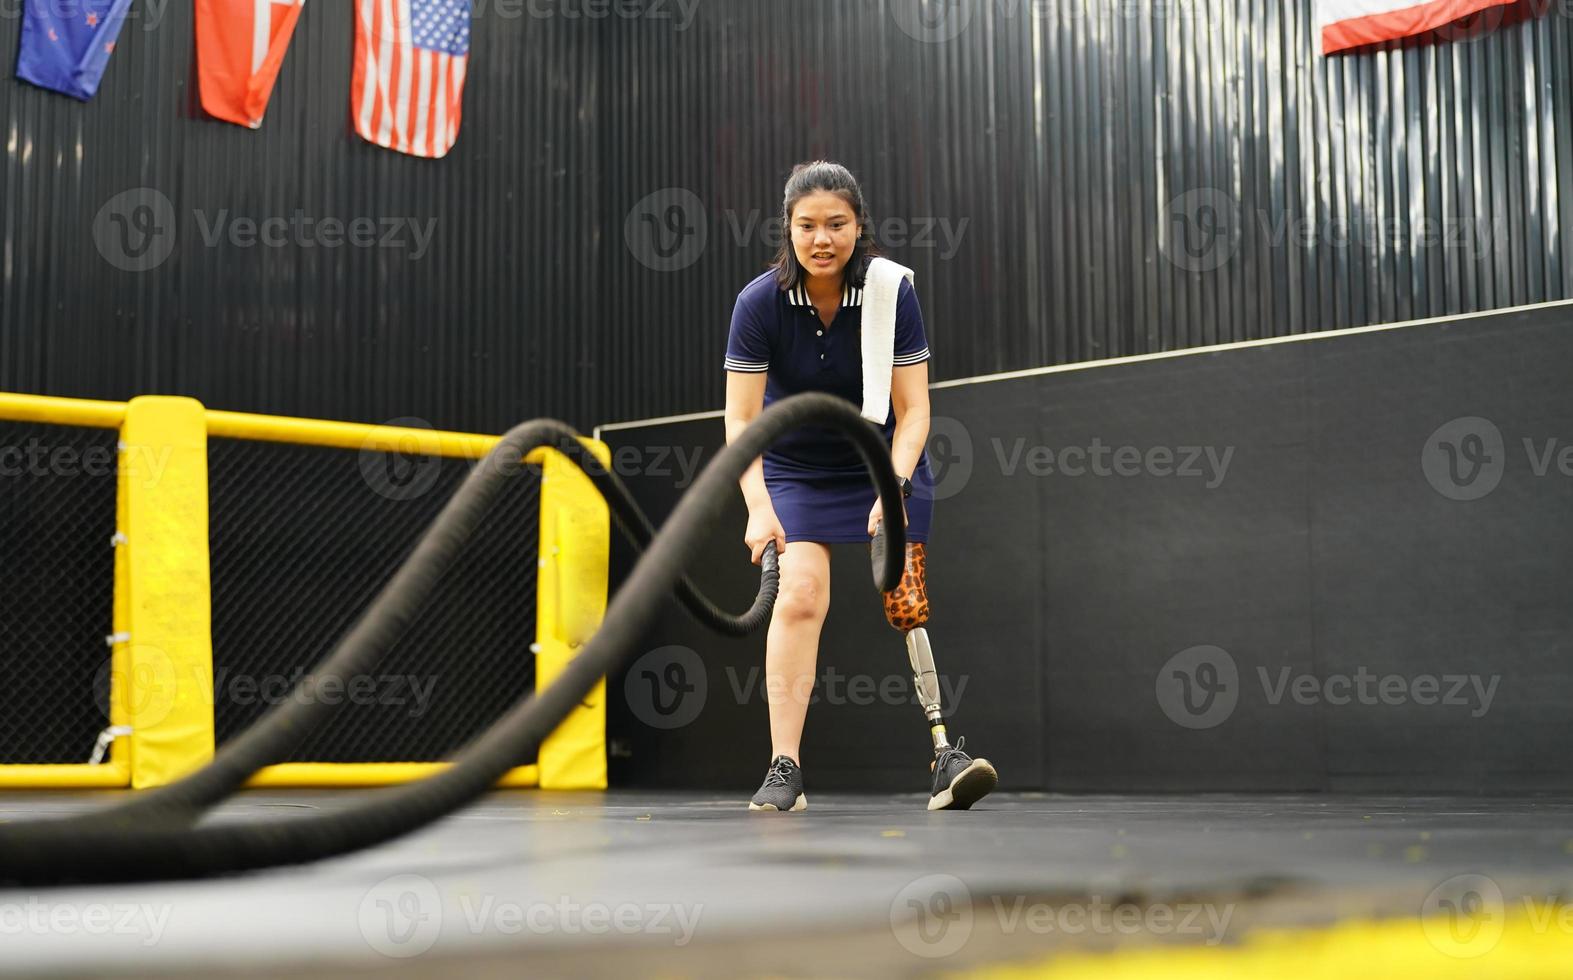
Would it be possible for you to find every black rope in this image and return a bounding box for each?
[0,392,904,885]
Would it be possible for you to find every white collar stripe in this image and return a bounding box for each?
[784,280,864,308]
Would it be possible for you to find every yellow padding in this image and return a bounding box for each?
[528,441,611,790]
[961,903,1573,979]
[122,397,216,788]
[245,763,538,788]
[0,392,125,428]
[0,765,131,788]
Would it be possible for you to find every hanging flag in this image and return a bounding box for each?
[352,0,472,159]
[1317,0,1517,54]
[196,0,306,129]
[15,0,133,101]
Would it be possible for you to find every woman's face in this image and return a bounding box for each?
[789,190,861,283]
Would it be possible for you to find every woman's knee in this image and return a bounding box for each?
[775,573,828,623]
[773,541,830,623]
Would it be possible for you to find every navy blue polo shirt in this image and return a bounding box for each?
[725,269,931,473]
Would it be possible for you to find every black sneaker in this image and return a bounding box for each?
[928,737,998,811]
[749,755,807,812]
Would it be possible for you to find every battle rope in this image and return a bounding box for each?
[0,392,905,885]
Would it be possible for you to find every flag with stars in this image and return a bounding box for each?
[15,0,133,100]
[352,0,472,158]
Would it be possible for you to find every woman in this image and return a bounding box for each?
[723,160,998,813]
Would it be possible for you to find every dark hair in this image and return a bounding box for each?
[770,160,881,292]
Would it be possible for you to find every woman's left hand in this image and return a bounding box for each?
[867,496,908,537]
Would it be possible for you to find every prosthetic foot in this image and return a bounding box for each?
[880,533,999,809]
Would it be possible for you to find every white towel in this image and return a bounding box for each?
[859,256,915,424]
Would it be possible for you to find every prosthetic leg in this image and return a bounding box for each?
[905,627,951,752]
[876,527,999,809]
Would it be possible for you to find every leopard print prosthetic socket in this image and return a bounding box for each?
[882,543,930,631]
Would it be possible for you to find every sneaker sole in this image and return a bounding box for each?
[748,793,807,812]
[928,759,998,811]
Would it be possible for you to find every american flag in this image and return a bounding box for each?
[352,0,472,158]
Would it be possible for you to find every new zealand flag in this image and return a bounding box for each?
[16,0,134,101]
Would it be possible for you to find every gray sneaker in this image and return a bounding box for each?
[928,737,998,811]
[749,755,807,812]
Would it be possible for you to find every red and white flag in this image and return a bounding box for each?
[196,0,305,128]
[352,0,472,159]
[1317,0,1517,54]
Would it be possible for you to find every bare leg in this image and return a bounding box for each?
[764,540,831,764]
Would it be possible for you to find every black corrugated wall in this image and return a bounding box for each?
[2,1,1570,432]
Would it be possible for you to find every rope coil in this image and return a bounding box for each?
[0,392,904,885]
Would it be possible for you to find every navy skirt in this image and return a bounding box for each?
[764,453,934,545]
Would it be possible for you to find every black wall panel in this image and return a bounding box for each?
[605,302,1573,793]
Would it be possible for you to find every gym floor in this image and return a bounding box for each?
[3,790,1570,977]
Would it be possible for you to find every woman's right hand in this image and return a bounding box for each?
[744,507,788,565]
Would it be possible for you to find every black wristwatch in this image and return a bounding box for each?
[899,477,914,499]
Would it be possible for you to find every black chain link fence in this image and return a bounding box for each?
[0,422,117,764]
[208,437,541,765]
